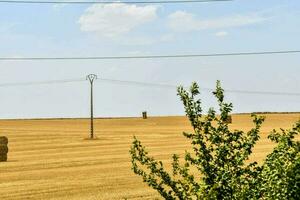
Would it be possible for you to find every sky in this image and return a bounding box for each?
[0,0,299,119]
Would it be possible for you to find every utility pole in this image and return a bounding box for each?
[86,74,97,139]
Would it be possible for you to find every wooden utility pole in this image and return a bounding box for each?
[87,74,97,139]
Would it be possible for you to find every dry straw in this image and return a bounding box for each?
[0,136,8,162]
[0,154,7,162]
[0,136,8,145]
[0,144,8,154]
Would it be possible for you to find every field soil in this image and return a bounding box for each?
[0,114,299,199]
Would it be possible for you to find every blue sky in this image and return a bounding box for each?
[0,0,299,119]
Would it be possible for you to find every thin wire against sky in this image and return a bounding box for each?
[1,50,299,61]
[0,77,300,97]
[0,0,232,5]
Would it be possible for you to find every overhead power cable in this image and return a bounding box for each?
[1,50,300,61]
[0,78,85,87]
[0,0,232,5]
[98,78,300,96]
[98,78,180,89]
[224,89,300,97]
[0,77,299,97]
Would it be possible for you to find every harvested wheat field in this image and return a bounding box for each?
[0,114,299,200]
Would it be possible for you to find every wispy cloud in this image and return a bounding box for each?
[215,31,228,37]
[0,22,16,33]
[78,3,158,38]
[52,4,67,11]
[167,11,268,32]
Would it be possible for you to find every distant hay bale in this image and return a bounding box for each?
[0,154,7,162]
[142,111,147,119]
[226,116,232,124]
[0,144,8,154]
[0,136,8,145]
[0,142,8,162]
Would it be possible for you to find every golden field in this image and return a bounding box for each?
[0,114,299,200]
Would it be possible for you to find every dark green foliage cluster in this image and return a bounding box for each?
[130,81,300,199]
[250,122,300,199]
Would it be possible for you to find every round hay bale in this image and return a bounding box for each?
[226,116,232,124]
[0,136,8,145]
[142,111,147,119]
[0,154,7,162]
[0,144,8,154]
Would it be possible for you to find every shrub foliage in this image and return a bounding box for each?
[130,81,300,199]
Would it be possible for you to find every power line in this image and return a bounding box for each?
[0,78,85,87]
[97,78,300,96]
[224,89,300,97]
[0,0,232,5]
[0,77,299,97]
[98,78,180,89]
[1,50,300,61]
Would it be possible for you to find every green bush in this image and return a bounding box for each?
[250,122,300,199]
[130,81,300,199]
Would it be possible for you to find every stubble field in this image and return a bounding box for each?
[0,114,299,200]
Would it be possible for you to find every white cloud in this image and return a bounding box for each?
[160,34,175,42]
[115,36,157,45]
[0,22,16,33]
[78,3,158,38]
[167,11,267,32]
[52,4,67,11]
[215,31,228,37]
